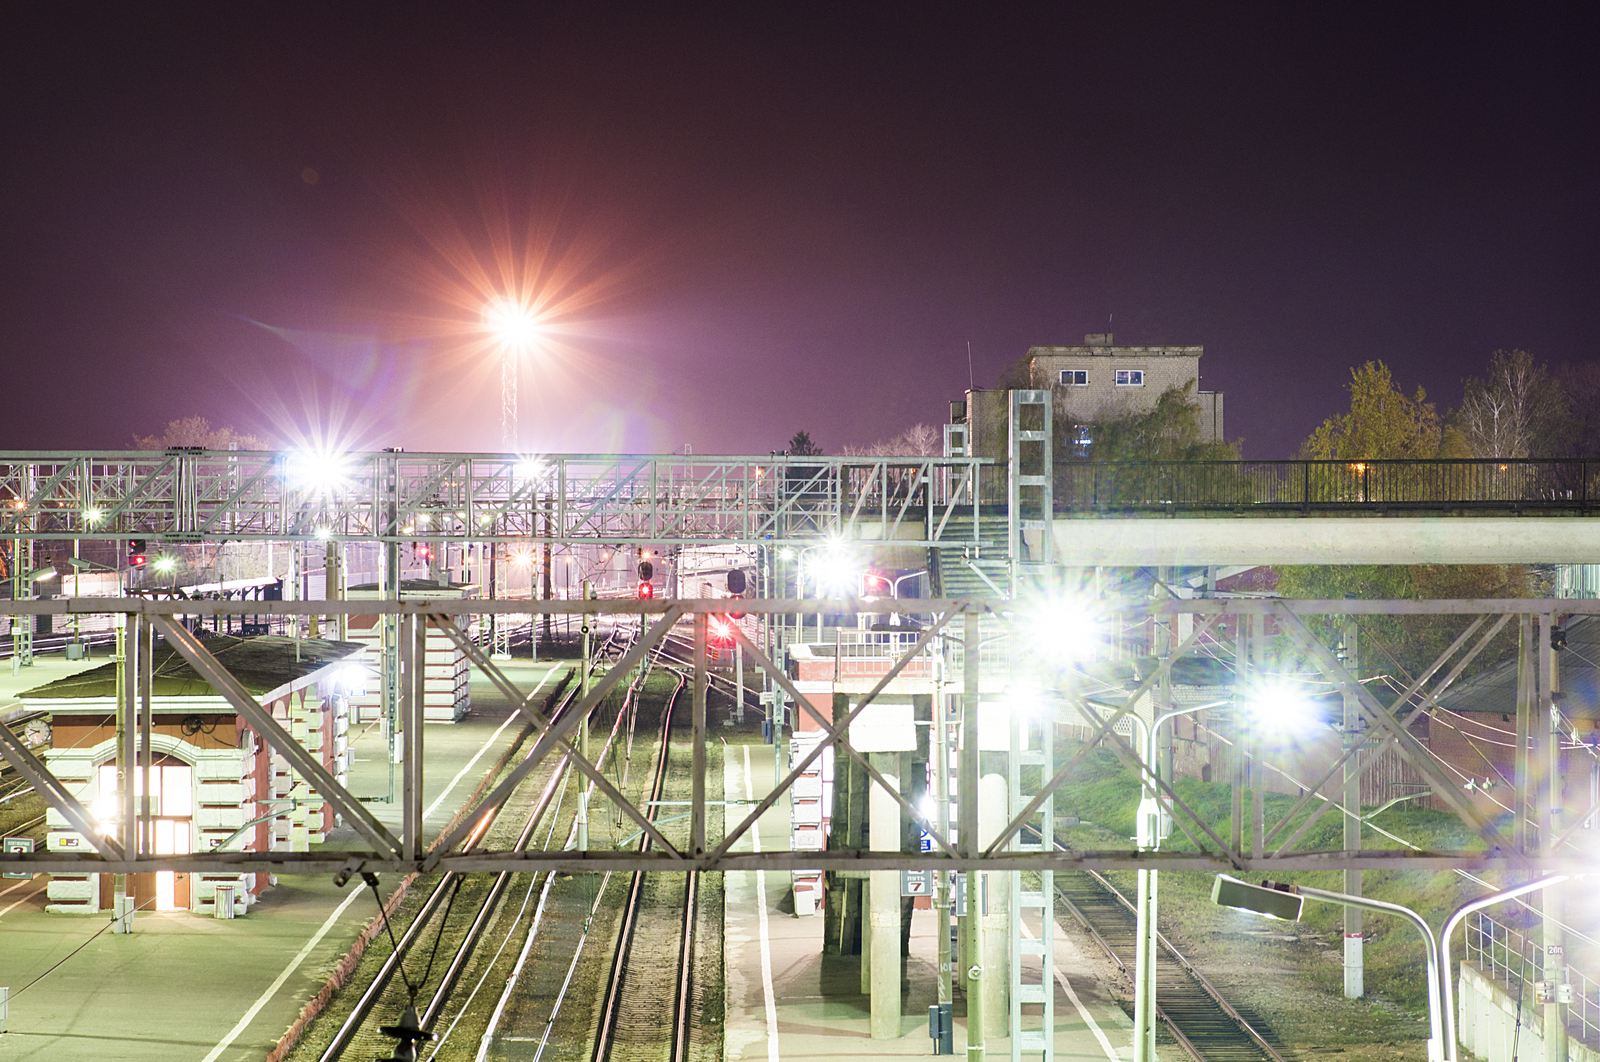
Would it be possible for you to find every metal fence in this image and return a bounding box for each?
[1464,910,1600,1047]
[1054,459,1600,512]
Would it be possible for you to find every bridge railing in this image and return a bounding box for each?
[1054,459,1600,511]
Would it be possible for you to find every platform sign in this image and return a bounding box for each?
[2,837,33,878]
[901,869,931,897]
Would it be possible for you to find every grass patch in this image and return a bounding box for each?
[1051,741,1492,1014]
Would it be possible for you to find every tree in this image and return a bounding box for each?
[1453,349,1567,459]
[1061,381,1236,463]
[133,416,270,451]
[786,430,823,456]
[1553,361,1600,457]
[842,423,942,457]
[1301,361,1440,460]
[1276,563,1533,682]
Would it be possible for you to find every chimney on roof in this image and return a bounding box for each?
[1085,333,1112,345]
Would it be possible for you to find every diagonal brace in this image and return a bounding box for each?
[1273,605,1509,850]
[428,606,688,865]
[0,718,123,860]
[430,614,682,862]
[707,615,959,866]
[1267,613,1508,857]
[984,612,1224,857]
[153,616,404,856]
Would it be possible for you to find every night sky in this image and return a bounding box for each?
[2,7,1595,458]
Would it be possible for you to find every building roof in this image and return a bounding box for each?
[1436,614,1600,720]
[20,635,363,701]
[347,578,472,593]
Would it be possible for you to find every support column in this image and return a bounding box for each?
[1251,614,1265,859]
[692,613,707,858]
[114,613,137,932]
[960,610,984,1062]
[869,751,902,1040]
[1539,614,1568,1062]
[979,764,1008,1038]
[1341,616,1364,999]
[1515,615,1533,856]
[400,612,425,862]
[1231,612,1247,857]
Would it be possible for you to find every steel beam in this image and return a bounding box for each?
[152,616,404,857]
[0,716,122,860]
[425,607,689,866]
[1273,606,1512,853]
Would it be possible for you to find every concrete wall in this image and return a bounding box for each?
[1053,517,1600,566]
[1458,962,1600,1062]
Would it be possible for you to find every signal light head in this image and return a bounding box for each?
[637,581,655,600]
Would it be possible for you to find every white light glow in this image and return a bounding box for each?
[285,449,351,494]
[811,540,859,596]
[1241,679,1323,740]
[483,297,542,349]
[1019,593,1105,664]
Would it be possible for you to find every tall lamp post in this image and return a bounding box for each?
[1084,696,1228,1062]
[1213,874,1446,1062]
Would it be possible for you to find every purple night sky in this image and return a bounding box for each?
[2,7,1595,458]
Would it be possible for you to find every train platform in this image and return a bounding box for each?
[0,656,565,1062]
[722,739,1156,1061]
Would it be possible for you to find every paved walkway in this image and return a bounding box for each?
[0,657,564,1062]
[722,739,1146,1060]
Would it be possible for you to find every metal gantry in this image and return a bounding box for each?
[2,594,1595,880]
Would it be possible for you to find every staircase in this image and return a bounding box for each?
[928,514,1009,601]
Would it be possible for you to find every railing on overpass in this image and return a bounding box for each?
[1465,909,1599,1047]
[0,450,995,547]
[1053,459,1600,513]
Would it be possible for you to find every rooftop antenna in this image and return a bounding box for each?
[966,341,974,393]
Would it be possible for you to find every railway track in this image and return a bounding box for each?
[1052,865,1289,1062]
[306,627,638,1062]
[591,678,696,1062]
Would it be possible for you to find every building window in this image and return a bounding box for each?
[1060,369,1088,386]
[1115,369,1144,386]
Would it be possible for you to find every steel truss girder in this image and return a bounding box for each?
[0,449,993,547]
[4,849,1592,876]
[3,595,1595,879]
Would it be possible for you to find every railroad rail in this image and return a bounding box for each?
[1052,863,1288,1062]
[592,677,696,1062]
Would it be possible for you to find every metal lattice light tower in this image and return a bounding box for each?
[483,297,538,453]
[501,342,517,453]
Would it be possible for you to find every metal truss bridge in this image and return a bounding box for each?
[0,449,993,547]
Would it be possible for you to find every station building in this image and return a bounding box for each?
[24,635,364,916]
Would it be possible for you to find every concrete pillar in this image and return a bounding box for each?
[1539,615,1568,1062]
[1341,617,1363,999]
[979,763,1008,1037]
[869,751,901,1039]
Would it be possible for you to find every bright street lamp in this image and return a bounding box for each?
[1212,873,1446,1062]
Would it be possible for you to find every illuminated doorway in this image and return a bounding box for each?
[96,757,194,911]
